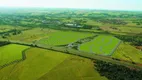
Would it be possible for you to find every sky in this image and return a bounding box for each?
[0,0,141,11]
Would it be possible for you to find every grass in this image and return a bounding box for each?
[0,48,70,80]
[7,28,57,42]
[79,35,121,55]
[0,44,29,66]
[118,27,142,33]
[38,56,108,80]
[0,25,15,32]
[37,31,94,46]
[112,42,142,64]
[0,25,26,33]
[0,48,108,80]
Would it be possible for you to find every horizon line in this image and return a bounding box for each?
[0,6,142,12]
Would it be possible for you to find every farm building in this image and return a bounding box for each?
[65,23,83,28]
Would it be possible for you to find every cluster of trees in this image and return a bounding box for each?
[95,60,142,80]
[0,41,10,46]
[1,29,22,38]
[132,19,142,26]
[88,11,142,19]
[96,19,127,25]
[115,35,142,46]
[0,13,62,28]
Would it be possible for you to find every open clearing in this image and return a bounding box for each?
[37,31,94,46]
[112,42,142,64]
[39,56,108,80]
[117,27,142,33]
[0,47,107,80]
[79,35,121,55]
[7,28,57,43]
[0,44,29,66]
[0,48,70,80]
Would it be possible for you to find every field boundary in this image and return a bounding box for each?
[1,40,142,70]
[109,40,122,56]
[0,47,31,69]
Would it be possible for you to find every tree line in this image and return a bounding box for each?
[95,60,142,80]
[115,35,142,46]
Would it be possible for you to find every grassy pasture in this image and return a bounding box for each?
[100,26,142,34]
[79,35,121,55]
[0,25,26,32]
[0,48,107,80]
[37,31,94,46]
[112,43,142,64]
[7,28,57,42]
[0,44,29,66]
[0,25,14,32]
[118,27,142,33]
[0,48,70,80]
[39,56,108,80]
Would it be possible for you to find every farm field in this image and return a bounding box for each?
[0,47,107,80]
[0,44,29,66]
[39,56,108,80]
[79,35,121,55]
[0,25,26,32]
[117,27,142,33]
[112,43,142,64]
[0,8,142,80]
[6,28,57,43]
[0,48,70,80]
[0,25,16,32]
[37,31,94,46]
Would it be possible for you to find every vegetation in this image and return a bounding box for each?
[39,56,108,80]
[95,60,142,80]
[0,41,10,46]
[0,44,29,66]
[6,28,57,42]
[0,48,70,80]
[79,35,121,55]
[0,8,142,80]
[37,31,94,46]
[0,48,107,80]
[112,42,142,64]
[115,35,142,46]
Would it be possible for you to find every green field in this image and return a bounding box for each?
[112,43,142,64]
[37,31,94,46]
[0,44,29,66]
[0,48,70,80]
[39,56,108,80]
[0,25,16,32]
[6,28,57,42]
[79,35,121,55]
[0,25,26,33]
[118,27,142,33]
[0,48,107,80]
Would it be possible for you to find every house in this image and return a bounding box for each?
[65,23,82,28]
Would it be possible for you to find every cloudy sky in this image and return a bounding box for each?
[0,0,141,11]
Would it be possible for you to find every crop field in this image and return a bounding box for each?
[79,35,121,55]
[1,8,142,80]
[0,44,29,66]
[117,27,142,33]
[0,25,26,32]
[7,28,57,42]
[0,48,70,80]
[0,48,107,80]
[39,56,108,80]
[37,31,94,46]
[0,25,15,32]
[112,43,142,64]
